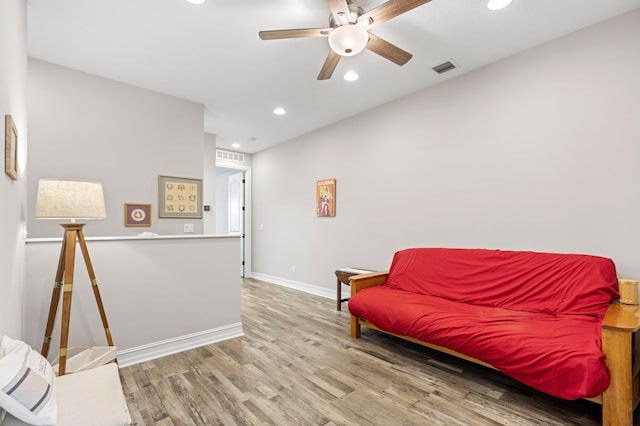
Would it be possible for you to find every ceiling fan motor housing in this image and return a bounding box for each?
[328,4,367,56]
[329,4,364,26]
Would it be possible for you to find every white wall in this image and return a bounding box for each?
[27,59,206,238]
[251,10,640,292]
[0,0,27,339]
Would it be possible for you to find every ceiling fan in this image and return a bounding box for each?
[259,0,432,80]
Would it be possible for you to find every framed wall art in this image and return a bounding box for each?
[316,178,336,217]
[5,115,18,181]
[124,203,152,227]
[158,175,203,218]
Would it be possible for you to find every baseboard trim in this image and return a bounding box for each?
[116,323,244,367]
[251,272,342,300]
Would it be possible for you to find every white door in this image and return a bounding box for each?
[228,172,245,276]
[228,172,243,234]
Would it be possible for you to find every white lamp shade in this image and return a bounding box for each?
[328,25,369,56]
[35,178,106,220]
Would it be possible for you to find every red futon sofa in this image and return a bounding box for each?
[348,248,640,426]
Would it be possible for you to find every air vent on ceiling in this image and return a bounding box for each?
[216,149,245,163]
[432,60,457,75]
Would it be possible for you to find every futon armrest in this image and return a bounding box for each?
[602,302,640,332]
[349,271,388,296]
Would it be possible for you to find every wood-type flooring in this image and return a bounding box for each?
[120,278,636,425]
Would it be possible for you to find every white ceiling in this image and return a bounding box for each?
[27,0,640,154]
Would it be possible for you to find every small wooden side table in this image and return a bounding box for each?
[335,268,372,311]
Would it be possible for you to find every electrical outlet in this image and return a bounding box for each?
[184,223,194,233]
[292,265,296,273]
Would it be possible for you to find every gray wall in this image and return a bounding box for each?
[27,59,206,238]
[24,236,241,362]
[0,0,27,340]
[251,10,640,290]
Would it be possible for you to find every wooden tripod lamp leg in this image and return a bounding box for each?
[41,237,68,358]
[77,229,115,348]
[57,226,79,376]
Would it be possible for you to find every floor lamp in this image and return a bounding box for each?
[35,178,115,375]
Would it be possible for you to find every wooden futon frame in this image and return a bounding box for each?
[349,272,640,426]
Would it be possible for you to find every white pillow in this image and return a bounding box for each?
[0,336,57,426]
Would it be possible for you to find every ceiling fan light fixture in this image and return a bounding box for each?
[328,25,368,57]
[487,0,512,10]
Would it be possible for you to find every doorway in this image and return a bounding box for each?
[216,166,250,277]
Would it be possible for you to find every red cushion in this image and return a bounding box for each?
[348,286,610,399]
[385,248,618,317]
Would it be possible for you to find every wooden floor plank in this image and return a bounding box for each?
[121,278,630,425]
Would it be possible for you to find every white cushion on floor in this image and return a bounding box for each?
[0,336,57,425]
[3,363,130,426]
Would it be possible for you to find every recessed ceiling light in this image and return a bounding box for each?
[186,0,206,4]
[487,0,512,10]
[344,71,359,82]
[273,107,286,115]
[232,143,241,148]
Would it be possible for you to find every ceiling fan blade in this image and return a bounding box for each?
[259,28,331,40]
[328,0,352,25]
[366,33,412,66]
[358,0,432,29]
[317,50,341,80]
